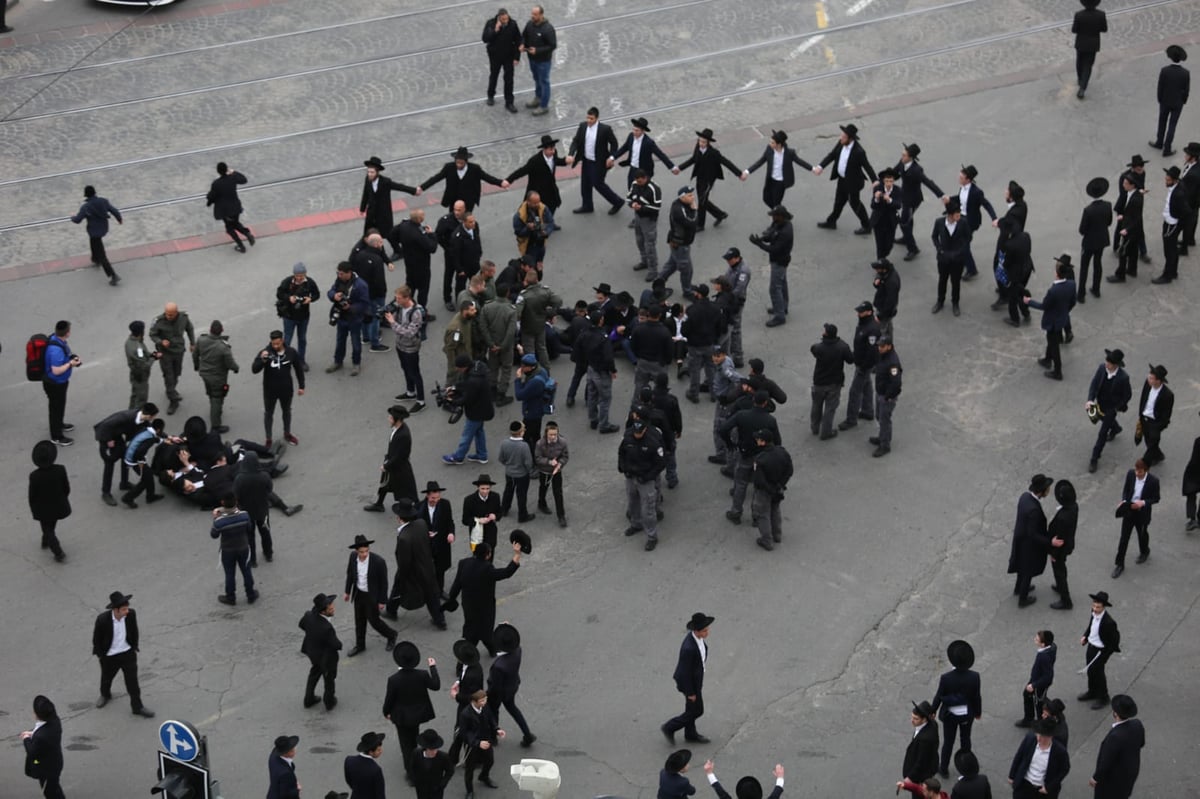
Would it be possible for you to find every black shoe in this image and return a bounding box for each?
[133,707,156,718]
[1111,565,1124,578]
[756,538,774,551]
[486,97,496,106]
[167,400,180,415]
[325,697,337,710]
[385,636,397,652]
[838,420,856,431]
[146,494,164,504]
[684,734,711,743]
[713,215,726,227]
[1090,698,1110,710]
[853,227,870,235]
[903,250,919,262]
[1064,331,1074,343]
[1088,459,1098,473]
[1014,718,1033,728]
[282,504,303,517]
[819,431,837,440]
[558,516,567,527]
[52,436,75,447]
[608,203,623,216]
[572,207,594,214]
[1049,600,1073,610]
[660,724,676,743]
[1037,358,1052,368]
[1148,140,1163,149]
[1151,275,1174,284]
[1044,371,1063,380]
[816,220,837,230]
[872,445,890,458]
[218,594,236,605]
[382,610,399,620]
[446,301,456,311]
[96,695,111,708]
[1162,149,1176,157]
[102,493,118,507]
[248,559,258,568]
[1077,89,1085,99]
[1076,293,1086,304]
[0,25,13,33]
[538,503,551,514]
[590,420,599,430]
[363,503,385,512]
[480,777,498,789]
[234,242,247,253]
[347,645,365,657]
[1140,254,1152,264]
[952,303,961,316]
[624,526,642,537]
[962,272,977,281]
[707,455,726,464]
[859,412,874,421]
[725,511,741,524]
[520,734,537,747]
[245,231,255,246]
[1135,552,1150,564]
[931,301,944,314]
[1004,318,1020,327]
[303,696,320,708]
[1077,692,1094,701]
[1090,287,1100,298]
[765,317,786,327]
[264,553,273,562]
[868,436,881,445]
[122,498,138,509]
[645,538,658,551]
[599,423,621,434]
[506,104,518,113]
[518,513,536,523]
[1106,275,1126,283]
[1018,596,1037,608]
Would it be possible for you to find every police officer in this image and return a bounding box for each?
[516,270,563,370]
[148,302,196,416]
[651,372,683,489]
[193,320,240,434]
[627,169,663,278]
[872,258,901,339]
[809,323,853,440]
[443,300,478,385]
[872,336,902,457]
[480,286,519,406]
[680,285,726,403]
[618,420,666,551]
[751,205,795,328]
[629,304,673,403]
[751,430,794,550]
[125,321,158,410]
[840,302,881,431]
[720,248,751,367]
[721,390,779,524]
[707,347,743,465]
[660,186,699,294]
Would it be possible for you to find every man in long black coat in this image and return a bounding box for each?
[207,162,255,252]
[385,499,447,629]
[487,623,535,746]
[420,481,456,595]
[1010,474,1053,607]
[482,9,521,111]
[411,729,455,799]
[420,147,507,212]
[506,135,566,216]
[1078,177,1113,301]
[661,612,713,744]
[902,701,939,784]
[1150,44,1190,157]
[299,593,341,710]
[1072,0,1107,99]
[365,405,416,513]
[382,641,440,778]
[21,695,64,799]
[1090,695,1144,799]
[816,123,876,233]
[443,541,522,657]
[676,128,745,230]
[360,156,417,236]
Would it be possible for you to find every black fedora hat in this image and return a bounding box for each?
[877,167,898,180]
[665,748,692,772]
[421,480,447,493]
[1054,253,1073,268]
[944,197,962,215]
[537,134,559,149]
[903,142,921,159]
[1089,590,1113,607]
[954,750,980,778]
[452,146,474,161]
[325,793,349,799]
[494,622,521,651]
[770,129,788,144]
[1054,479,1077,506]
[1104,348,1125,367]
[695,128,717,141]
[106,591,132,609]
[960,164,978,180]
[356,731,386,753]
[839,123,859,139]
[453,638,480,665]
[392,497,419,520]
[349,533,375,549]
[1165,165,1182,180]
[1045,697,1066,717]
[510,528,532,554]
[274,735,300,754]
[947,639,976,669]
[911,700,935,720]
[1032,718,1058,736]
[593,282,613,295]
[735,776,764,799]
[1149,363,1168,382]
[631,117,651,131]
[1167,44,1188,63]
[1186,142,1200,157]
[388,404,410,420]
[472,473,496,486]
[32,440,57,468]
[1086,177,1110,198]
[393,640,420,669]
[417,729,444,750]
[1127,154,1149,167]
[769,205,793,219]
[312,592,336,611]
[363,156,386,171]
[1030,473,1054,493]
[686,612,715,631]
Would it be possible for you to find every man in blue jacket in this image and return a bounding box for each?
[71,185,123,285]
[1025,255,1077,381]
[512,353,549,452]
[326,261,371,376]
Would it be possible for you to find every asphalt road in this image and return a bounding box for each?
[1,1,1199,798]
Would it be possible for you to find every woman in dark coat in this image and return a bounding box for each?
[27,441,69,562]
[1182,433,1200,530]
[22,694,65,799]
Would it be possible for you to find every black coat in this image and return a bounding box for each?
[344,753,387,799]
[93,408,147,445]
[461,491,502,546]
[949,774,992,799]
[957,183,997,231]
[299,609,341,663]
[1182,436,1200,495]
[1157,62,1190,108]
[506,151,567,210]
[1138,380,1174,428]
[233,453,272,520]
[361,175,417,237]
[92,608,139,657]
[487,646,523,704]
[458,702,499,747]
[382,665,440,726]
[383,425,417,502]
[810,336,853,386]
[1072,7,1107,53]
[420,162,504,209]
[23,716,63,782]
[931,216,973,265]
[1028,643,1056,694]
[449,224,483,277]
[568,121,620,163]
[677,145,742,183]
[1087,365,1132,414]
[613,132,675,177]
[207,172,246,219]
[350,244,389,298]
[1026,280,1075,333]
[1048,503,1077,558]
[396,220,439,273]
[873,266,901,319]
[422,497,455,574]
[746,145,812,189]
[410,750,455,797]
[345,551,390,605]
[482,15,521,61]
[1120,470,1160,522]
[1008,491,1049,578]
[1092,718,1144,799]
[1080,200,1113,251]
[902,722,939,783]
[28,464,71,522]
[395,519,440,610]
[818,140,876,190]
[671,633,705,696]
[1116,190,1144,246]
[444,556,519,643]
[894,159,944,209]
[1083,611,1121,653]
[931,667,982,720]
[1009,735,1070,798]
[267,751,301,799]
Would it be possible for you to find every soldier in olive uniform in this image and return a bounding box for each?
[444,300,478,385]
[125,321,158,410]
[193,320,241,434]
[516,270,563,370]
[148,302,196,415]
[871,336,902,458]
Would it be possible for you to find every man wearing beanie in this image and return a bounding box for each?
[125,321,158,410]
[275,262,322,371]
[809,323,853,440]
[499,421,536,523]
[193,320,240,435]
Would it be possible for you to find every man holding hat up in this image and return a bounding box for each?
[1078,591,1120,710]
[344,534,397,658]
[1090,695,1144,799]
[1085,349,1132,472]
[893,143,945,261]
[299,592,341,710]
[1007,718,1071,798]
[815,123,876,233]
[703,759,785,799]
[443,540,523,657]
[266,734,301,799]
[1137,364,1173,465]
[91,591,154,717]
[744,129,816,209]
[419,147,508,212]
[411,728,454,799]
[382,640,440,779]
[1010,474,1053,607]
[1150,45,1189,157]
[930,640,982,777]
[344,731,387,799]
[662,612,714,744]
[1078,177,1113,301]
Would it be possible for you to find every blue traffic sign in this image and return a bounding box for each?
[158,720,200,763]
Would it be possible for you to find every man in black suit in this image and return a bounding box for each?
[93,403,156,506]
[815,123,876,234]
[449,214,484,299]
[1137,364,1173,464]
[1079,591,1120,709]
[1048,481,1078,611]
[1086,348,1133,472]
[21,695,64,799]
[91,591,154,717]
[506,135,566,216]
[901,701,939,785]
[1090,695,1144,799]
[613,117,677,188]
[1150,44,1189,157]
[365,405,416,512]
[459,690,503,798]
[299,592,341,710]
[1178,141,1200,253]
[344,731,387,799]
[946,165,997,278]
[1153,165,1191,283]
[420,481,456,595]
[1009,474,1052,607]
[869,168,901,261]
[930,197,972,316]
[1008,719,1071,798]
[487,622,536,747]
[1078,177,1113,300]
[1072,0,1107,99]
[1017,630,1057,727]
[676,128,747,230]
[411,729,455,799]
[930,640,982,777]
[343,534,397,657]
[360,156,418,236]
[1113,459,1159,576]
[207,162,255,252]
[420,147,508,212]
[893,142,944,262]
[385,499,447,628]
[394,208,439,313]
[382,641,440,778]
[443,541,522,656]
[266,735,301,799]
[744,130,816,209]
[1110,173,1145,281]
[566,107,623,214]
[482,9,521,112]
[661,612,714,744]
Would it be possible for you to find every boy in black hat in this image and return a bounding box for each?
[344,732,387,797]
[1085,349,1132,472]
[1079,591,1120,709]
[1151,45,1190,157]
[448,640,484,764]
[28,440,70,563]
[365,405,415,513]
[360,156,417,236]
[1025,255,1077,380]
[675,128,746,230]
[658,749,695,799]
[267,735,301,799]
[903,701,939,785]
[1112,458,1159,577]
[1017,630,1057,727]
[410,729,454,799]
[870,167,901,260]
[499,421,535,522]
[343,534,397,657]
[299,593,341,710]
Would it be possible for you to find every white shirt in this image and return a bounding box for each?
[1025,742,1051,786]
[1088,611,1106,648]
[771,149,785,181]
[945,220,958,236]
[837,143,852,177]
[356,555,370,592]
[708,773,783,788]
[631,134,644,167]
[913,721,927,739]
[584,124,598,160]
[1164,184,1179,224]
[280,756,294,767]
[456,166,468,180]
[427,500,438,526]
[1131,475,1146,502]
[107,612,131,656]
[371,177,379,193]
[543,153,557,173]
[958,183,971,212]
[692,632,707,672]
[32,720,46,734]
[1143,385,1161,419]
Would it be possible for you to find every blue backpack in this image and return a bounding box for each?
[540,371,557,415]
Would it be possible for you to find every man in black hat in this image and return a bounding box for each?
[931,640,982,777]
[365,405,415,513]
[387,498,448,628]
[344,732,387,798]
[1112,459,1159,577]
[1079,591,1120,709]
[411,728,454,799]
[751,430,792,550]
[91,591,154,717]
[1151,45,1190,157]
[893,143,945,262]
[460,473,502,550]
[1041,699,1070,747]
[840,301,880,430]
[566,107,623,214]
[420,147,508,212]
[751,205,795,328]
[703,759,785,799]
[930,197,972,315]
[872,335,901,457]
[1010,474,1053,607]
[1136,364,1173,465]
[360,156,417,236]
[809,323,852,440]
[1110,174,1145,281]
[1007,718,1071,798]
[1078,177,1113,301]
[1153,165,1191,283]
[420,481,455,595]
[71,185,123,285]
[488,622,536,747]
[1090,695,1144,798]
[459,690,503,797]
[614,117,677,188]
[676,128,747,230]
[872,259,900,339]
[1085,349,1132,472]
[661,186,700,294]
[945,165,996,279]
[659,749,694,798]
[444,541,522,656]
[299,592,341,710]
[482,8,521,111]
[344,534,397,657]
[619,420,667,551]
[902,701,939,785]
[506,136,566,218]
[1025,255,1077,380]
[869,167,902,260]
[815,123,876,233]
[744,129,817,209]
[1072,0,1107,99]
[382,640,440,778]
[627,170,663,277]
[207,162,255,253]
[662,613,714,744]
[267,734,301,799]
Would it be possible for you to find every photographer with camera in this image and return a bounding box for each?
[750,205,795,328]
[383,285,427,412]
[275,262,321,371]
[443,355,495,466]
[325,261,371,376]
[252,330,305,448]
[513,191,554,268]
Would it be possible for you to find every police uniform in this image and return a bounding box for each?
[618,422,666,550]
[841,304,881,428]
[125,323,156,409]
[721,249,752,366]
[872,340,902,456]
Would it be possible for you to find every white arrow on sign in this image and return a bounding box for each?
[167,725,194,757]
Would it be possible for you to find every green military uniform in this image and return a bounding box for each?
[125,334,156,409]
[148,310,196,410]
[443,311,474,384]
[480,297,518,400]
[516,281,563,369]
[193,331,240,429]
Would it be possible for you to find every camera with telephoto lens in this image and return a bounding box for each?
[377,300,402,322]
[432,382,464,424]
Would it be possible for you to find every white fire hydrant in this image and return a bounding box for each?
[510,758,561,799]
